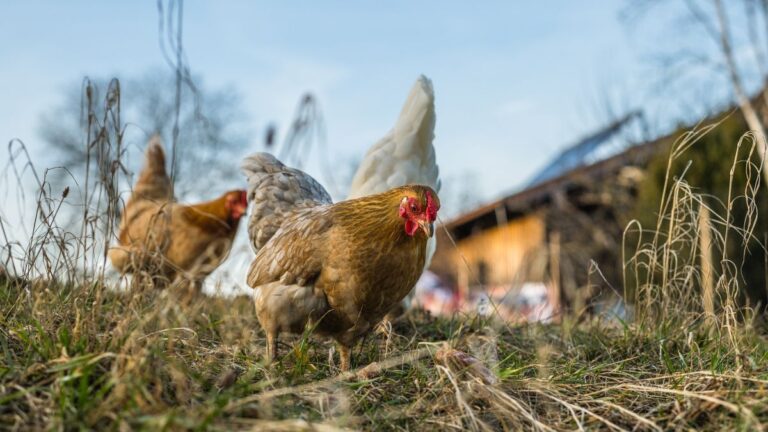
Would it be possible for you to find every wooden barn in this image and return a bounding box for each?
[429,112,660,316]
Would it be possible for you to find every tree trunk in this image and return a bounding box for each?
[736,97,768,185]
[713,0,768,185]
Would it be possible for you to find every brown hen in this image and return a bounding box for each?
[242,153,439,370]
[108,136,247,290]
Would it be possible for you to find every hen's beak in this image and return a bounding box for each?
[419,220,434,237]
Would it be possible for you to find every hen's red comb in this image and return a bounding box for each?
[425,190,439,222]
[239,190,248,206]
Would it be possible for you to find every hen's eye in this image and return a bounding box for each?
[410,204,417,211]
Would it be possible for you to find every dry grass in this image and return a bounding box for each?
[1,81,767,431]
[0,278,766,431]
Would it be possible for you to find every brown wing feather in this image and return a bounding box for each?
[246,206,332,287]
[241,152,331,254]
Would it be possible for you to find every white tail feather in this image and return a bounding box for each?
[348,75,440,199]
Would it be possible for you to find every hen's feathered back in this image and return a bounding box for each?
[241,152,332,254]
[348,75,440,198]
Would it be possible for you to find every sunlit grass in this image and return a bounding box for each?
[1,276,766,431]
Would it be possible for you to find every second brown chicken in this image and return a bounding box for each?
[108,136,247,291]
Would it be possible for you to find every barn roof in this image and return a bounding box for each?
[526,111,649,187]
[444,113,662,238]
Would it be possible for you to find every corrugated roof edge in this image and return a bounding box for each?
[442,136,662,231]
[525,110,647,188]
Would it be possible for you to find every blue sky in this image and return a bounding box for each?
[0,1,694,209]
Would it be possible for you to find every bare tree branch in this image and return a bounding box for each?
[712,0,768,184]
[39,71,252,200]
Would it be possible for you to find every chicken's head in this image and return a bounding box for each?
[225,190,248,222]
[399,186,440,238]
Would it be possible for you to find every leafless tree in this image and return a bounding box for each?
[39,70,252,200]
[625,0,768,184]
